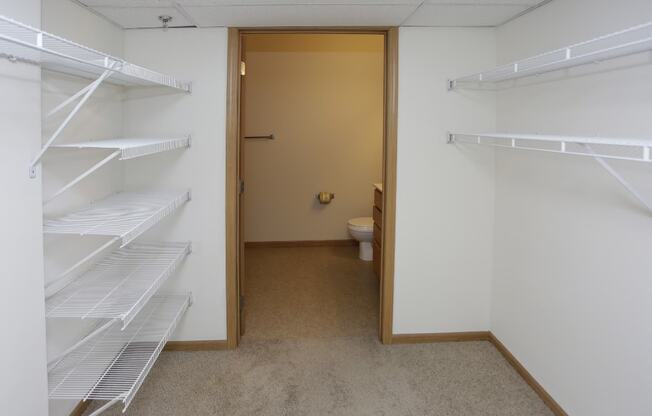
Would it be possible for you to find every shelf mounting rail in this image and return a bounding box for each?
[448,133,652,213]
[448,21,652,90]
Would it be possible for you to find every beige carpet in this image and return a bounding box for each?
[85,246,552,416]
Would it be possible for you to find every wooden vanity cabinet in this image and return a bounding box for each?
[373,187,382,277]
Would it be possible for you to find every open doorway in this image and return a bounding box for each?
[226,29,398,348]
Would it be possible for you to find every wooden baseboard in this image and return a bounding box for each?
[72,335,565,416]
[391,331,491,344]
[69,400,92,416]
[488,333,568,416]
[245,239,357,248]
[391,331,567,416]
[164,340,229,351]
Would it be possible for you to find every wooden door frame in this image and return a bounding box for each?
[225,27,398,348]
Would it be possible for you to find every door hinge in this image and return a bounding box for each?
[240,61,246,76]
[240,294,245,309]
[239,180,245,194]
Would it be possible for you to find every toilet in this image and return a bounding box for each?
[347,217,374,261]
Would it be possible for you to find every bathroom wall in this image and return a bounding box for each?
[242,34,384,242]
[393,27,496,334]
[0,1,49,415]
[40,1,124,415]
[492,0,652,414]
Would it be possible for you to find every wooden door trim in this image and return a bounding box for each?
[225,27,398,347]
[225,27,241,349]
[380,27,398,344]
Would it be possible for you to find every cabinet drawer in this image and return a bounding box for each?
[372,241,381,277]
[372,206,382,228]
[374,223,382,245]
[374,189,383,210]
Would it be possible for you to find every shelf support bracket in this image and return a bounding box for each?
[44,236,120,299]
[45,80,98,120]
[582,144,652,214]
[87,396,125,416]
[30,68,114,178]
[47,318,118,372]
[43,150,122,205]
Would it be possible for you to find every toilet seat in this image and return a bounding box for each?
[347,217,373,232]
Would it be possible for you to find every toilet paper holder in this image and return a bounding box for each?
[316,192,335,204]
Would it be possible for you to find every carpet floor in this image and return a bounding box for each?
[85,246,552,416]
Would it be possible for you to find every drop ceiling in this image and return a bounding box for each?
[73,0,552,29]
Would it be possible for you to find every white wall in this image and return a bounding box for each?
[243,34,384,242]
[122,28,229,341]
[0,2,48,416]
[41,1,124,415]
[492,0,652,415]
[393,27,496,334]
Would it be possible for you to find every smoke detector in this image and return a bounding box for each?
[158,15,173,30]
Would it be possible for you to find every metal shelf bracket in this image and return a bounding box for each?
[30,67,114,178]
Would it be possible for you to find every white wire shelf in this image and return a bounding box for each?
[46,242,191,328]
[44,190,191,247]
[0,15,191,92]
[449,21,652,89]
[52,137,191,160]
[449,132,652,213]
[48,293,191,413]
[448,133,652,163]
[44,137,191,204]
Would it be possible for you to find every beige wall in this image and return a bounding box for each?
[242,34,384,242]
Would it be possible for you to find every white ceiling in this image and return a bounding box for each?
[73,0,552,29]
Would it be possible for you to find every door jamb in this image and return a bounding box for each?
[225,27,398,348]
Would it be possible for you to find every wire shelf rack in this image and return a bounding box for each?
[46,242,191,328]
[45,138,192,204]
[48,293,191,413]
[449,132,652,213]
[53,137,191,160]
[0,15,191,91]
[44,190,191,247]
[449,21,652,89]
[448,133,652,162]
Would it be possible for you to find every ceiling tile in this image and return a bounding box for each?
[79,0,420,5]
[76,0,551,27]
[181,0,420,3]
[423,0,541,4]
[80,0,174,6]
[90,6,193,28]
[183,4,418,27]
[402,3,531,26]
